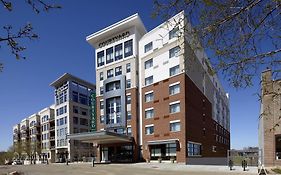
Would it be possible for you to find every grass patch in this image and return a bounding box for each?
[272,168,281,174]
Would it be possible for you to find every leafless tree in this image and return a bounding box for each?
[152,0,281,88]
[0,0,61,72]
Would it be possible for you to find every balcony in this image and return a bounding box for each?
[50,136,55,140]
[50,126,55,131]
[50,146,56,150]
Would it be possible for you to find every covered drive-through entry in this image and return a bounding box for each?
[67,131,135,163]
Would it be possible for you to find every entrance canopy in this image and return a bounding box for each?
[67,131,132,145]
[147,139,179,145]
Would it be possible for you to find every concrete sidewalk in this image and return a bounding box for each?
[129,162,258,174]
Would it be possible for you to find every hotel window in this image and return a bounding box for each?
[169,27,179,39]
[73,117,78,124]
[115,43,123,61]
[145,76,153,86]
[100,100,104,109]
[166,143,177,157]
[145,92,154,102]
[106,81,121,92]
[100,72,103,81]
[127,127,132,136]
[144,58,153,69]
[80,118,88,126]
[100,86,104,95]
[144,42,153,53]
[126,63,131,73]
[97,51,105,67]
[126,95,131,104]
[169,83,180,95]
[145,125,154,135]
[79,93,88,105]
[72,91,78,102]
[124,39,133,57]
[187,142,202,156]
[107,69,114,78]
[145,108,154,119]
[126,79,131,88]
[80,107,88,116]
[169,46,180,58]
[127,111,132,120]
[170,120,181,132]
[115,66,122,76]
[169,65,180,76]
[106,47,114,64]
[100,115,105,124]
[170,102,180,114]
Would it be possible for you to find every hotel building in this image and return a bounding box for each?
[50,73,96,162]
[259,70,281,167]
[69,11,230,164]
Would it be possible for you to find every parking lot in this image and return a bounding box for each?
[0,163,257,175]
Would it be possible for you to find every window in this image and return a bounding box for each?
[100,72,104,81]
[126,63,131,73]
[166,143,177,157]
[169,83,180,95]
[115,66,122,76]
[106,47,114,64]
[145,108,154,119]
[106,81,121,92]
[100,100,104,109]
[127,127,132,136]
[126,95,131,104]
[169,27,179,39]
[145,92,154,102]
[144,59,153,69]
[79,93,88,105]
[97,51,105,67]
[169,46,180,58]
[170,121,181,132]
[100,86,104,95]
[100,115,105,123]
[144,42,153,53]
[115,43,123,61]
[127,111,132,120]
[170,65,180,76]
[188,142,202,156]
[107,69,114,78]
[145,125,154,135]
[124,39,133,57]
[170,102,180,114]
[73,117,78,124]
[80,118,88,126]
[72,91,78,103]
[80,108,88,116]
[145,76,153,86]
[126,79,131,88]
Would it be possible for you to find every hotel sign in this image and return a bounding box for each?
[90,92,97,132]
[98,31,130,48]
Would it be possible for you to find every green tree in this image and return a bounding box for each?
[0,0,61,72]
[152,0,281,88]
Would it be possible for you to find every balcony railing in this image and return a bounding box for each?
[50,126,55,131]
[50,146,55,150]
[50,136,55,140]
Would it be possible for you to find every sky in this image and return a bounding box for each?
[0,0,260,151]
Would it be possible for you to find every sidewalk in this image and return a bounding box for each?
[129,162,258,174]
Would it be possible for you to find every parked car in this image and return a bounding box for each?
[12,160,23,165]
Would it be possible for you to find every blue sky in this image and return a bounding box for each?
[0,0,259,151]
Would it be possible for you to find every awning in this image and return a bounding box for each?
[67,130,132,144]
[147,139,179,145]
